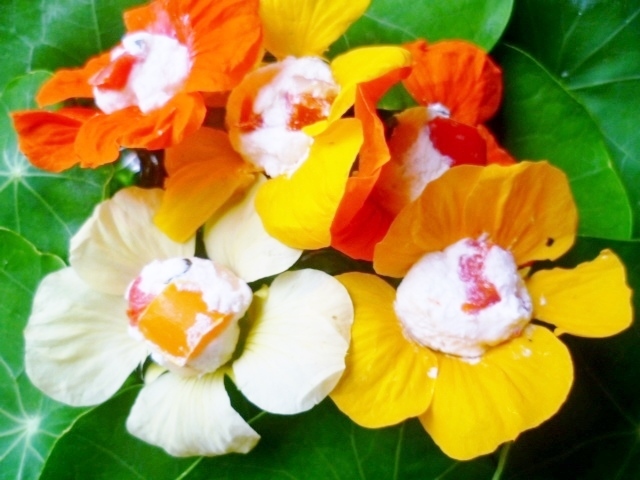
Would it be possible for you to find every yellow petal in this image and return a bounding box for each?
[527,249,633,337]
[330,46,413,121]
[420,326,573,460]
[260,0,370,58]
[330,272,437,428]
[154,128,256,242]
[256,118,362,250]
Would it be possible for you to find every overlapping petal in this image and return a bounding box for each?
[126,370,260,457]
[420,326,573,460]
[330,272,437,427]
[527,250,633,337]
[259,0,369,59]
[232,269,352,415]
[70,187,194,295]
[24,268,148,407]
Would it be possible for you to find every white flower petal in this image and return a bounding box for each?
[24,268,147,406]
[70,187,195,295]
[232,269,353,414]
[204,176,302,283]
[126,370,260,457]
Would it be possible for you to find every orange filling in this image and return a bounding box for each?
[136,283,234,362]
[287,92,335,130]
[91,53,137,90]
[458,239,501,313]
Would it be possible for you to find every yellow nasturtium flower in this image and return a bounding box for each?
[331,161,632,460]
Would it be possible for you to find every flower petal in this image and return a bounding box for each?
[232,269,353,414]
[259,0,369,58]
[330,272,437,427]
[420,325,573,460]
[330,46,412,121]
[126,370,259,456]
[204,175,302,282]
[24,268,147,406]
[403,39,502,125]
[255,117,363,250]
[70,187,195,295]
[154,127,256,242]
[374,162,577,277]
[527,249,633,337]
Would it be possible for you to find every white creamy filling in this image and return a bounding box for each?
[234,56,340,177]
[374,107,453,214]
[126,257,252,375]
[394,237,532,358]
[93,32,191,114]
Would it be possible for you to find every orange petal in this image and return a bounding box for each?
[255,118,363,250]
[420,325,573,460]
[374,162,577,277]
[403,39,502,125]
[154,127,256,242]
[527,249,633,338]
[331,273,437,427]
[11,108,96,172]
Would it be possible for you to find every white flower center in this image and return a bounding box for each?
[91,32,192,114]
[394,236,532,358]
[231,56,340,177]
[126,257,252,375]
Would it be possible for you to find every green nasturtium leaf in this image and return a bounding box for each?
[504,237,640,479]
[0,73,117,260]
[505,0,640,238]
[0,0,144,92]
[497,45,632,240]
[329,0,514,56]
[0,228,88,480]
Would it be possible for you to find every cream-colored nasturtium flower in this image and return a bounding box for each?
[25,179,353,457]
[331,162,633,460]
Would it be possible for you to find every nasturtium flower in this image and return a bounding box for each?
[330,162,632,460]
[12,0,262,172]
[328,38,513,261]
[25,180,353,457]
[224,0,412,250]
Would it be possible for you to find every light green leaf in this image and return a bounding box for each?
[498,45,632,240]
[0,228,88,480]
[505,0,640,237]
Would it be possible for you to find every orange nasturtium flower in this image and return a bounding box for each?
[12,0,262,172]
[329,38,514,261]
[330,161,632,460]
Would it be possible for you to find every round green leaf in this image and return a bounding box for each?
[498,45,632,240]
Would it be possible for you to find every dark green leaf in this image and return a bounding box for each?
[0,228,88,480]
[505,0,640,237]
[497,45,632,240]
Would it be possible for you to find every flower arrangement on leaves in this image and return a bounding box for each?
[12,0,633,463]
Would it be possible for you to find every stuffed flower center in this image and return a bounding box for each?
[126,257,252,375]
[91,32,192,114]
[232,56,339,177]
[394,236,532,358]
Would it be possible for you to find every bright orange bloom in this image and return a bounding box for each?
[332,162,632,460]
[12,0,262,171]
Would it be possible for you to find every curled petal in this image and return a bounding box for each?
[331,273,436,427]
[24,268,147,406]
[527,249,633,337]
[260,0,369,58]
[70,187,195,295]
[232,269,353,414]
[127,370,259,457]
[204,175,302,282]
[421,326,573,460]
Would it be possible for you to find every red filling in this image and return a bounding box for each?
[126,276,155,326]
[91,53,138,91]
[458,239,501,313]
[428,116,487,166]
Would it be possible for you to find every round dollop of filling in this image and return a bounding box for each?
[126,257,252,375]
[230,56,340,178]
[91,31,192,114]
[394,236,532,358]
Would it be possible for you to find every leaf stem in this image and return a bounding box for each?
[491,442,513,480]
